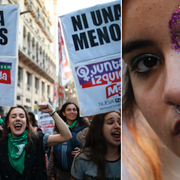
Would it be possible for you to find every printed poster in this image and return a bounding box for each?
[0,5,19,106]
[73,54,120,116]
[60,0,121,116]
[38,111,55,135]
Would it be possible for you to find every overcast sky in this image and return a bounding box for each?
[57,0,116,16]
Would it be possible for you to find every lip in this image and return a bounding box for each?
[173,120,180,136]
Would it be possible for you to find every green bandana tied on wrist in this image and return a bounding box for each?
[8,130,28,174]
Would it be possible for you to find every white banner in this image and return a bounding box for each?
[73,54,120,116]
[38,111,55,135]
[0,5,19,106]
[60,1,121,116]
[60,0,120,64]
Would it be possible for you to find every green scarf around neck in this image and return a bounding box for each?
[66,120,77,129]
[8,130,28,174]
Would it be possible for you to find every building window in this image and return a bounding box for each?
[35,77,39,94]
[42,81,45,96]
[26,98,31,103]
[18,67,22,87]
[26,72,31,91]
[47,85,50,98]
[17,96,21,100]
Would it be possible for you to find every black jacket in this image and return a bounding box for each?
[0,132,47,180]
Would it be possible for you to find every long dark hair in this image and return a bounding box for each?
[75,111,120,180]
[54,102,86,132]
[28,112,38,127]
[1,105,39,151]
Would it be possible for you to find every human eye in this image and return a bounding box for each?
[130,53,161,75]
[107,120,113,124]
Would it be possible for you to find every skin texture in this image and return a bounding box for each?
[62,104,78,126]
[122,0,180,157]
[103,112,121,148]
[7,108,27,137]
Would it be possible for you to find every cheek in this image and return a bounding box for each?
[133,85,166,139]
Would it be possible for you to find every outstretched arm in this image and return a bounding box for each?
[38,102,72,147]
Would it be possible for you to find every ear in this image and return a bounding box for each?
[62,112,65,116]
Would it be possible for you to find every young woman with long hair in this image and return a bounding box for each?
[0,102,72,180]
[122,0,180,179]
[47,102,89,180]
[71,111,120,180]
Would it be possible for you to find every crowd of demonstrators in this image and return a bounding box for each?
[0,113,6,121]
[0,101,120,180]
[47,102,89,180]
[122,0,180,179]
[71,111,121,180]
[0,102,72,180]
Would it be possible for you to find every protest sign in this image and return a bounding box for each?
[38,111,54,135]
[60,0,121,116]
[0,5,19,106]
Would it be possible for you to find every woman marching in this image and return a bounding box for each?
[122,0,180,179]
[71,111,121,180]
[47,102,89,180]
[0,102,72,180]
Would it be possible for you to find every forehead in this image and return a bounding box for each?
[104,112,120,120]
[65,104,77,110]
[10,108,25,115]
[122,0,178,48]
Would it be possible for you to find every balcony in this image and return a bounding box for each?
[18,49,55,84]
[27,2,38,18]
[35,14,44,28]
[47,16,52,26]
[47,34,53,43]
[42,27,49,36]
[42,7,48,17]
[24,0,30,6]
[37,0,44,7]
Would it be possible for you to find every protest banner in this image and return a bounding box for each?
[0,5,19,106]
[60,0,121,116]
[58,21,72,87]
[38,111,55,135]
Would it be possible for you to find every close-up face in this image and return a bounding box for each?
[62,104,78,122]
[122,0,180,157]
[103,112,121,147]
[7,108,27,137]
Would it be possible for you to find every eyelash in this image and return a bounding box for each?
[130,53,161,77]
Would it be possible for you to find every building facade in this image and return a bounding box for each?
[0,0,58,116]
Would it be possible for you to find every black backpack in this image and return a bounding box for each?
[53,126,86,171]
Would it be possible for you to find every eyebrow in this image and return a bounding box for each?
[11,113,24,116]
[122,40,155,55]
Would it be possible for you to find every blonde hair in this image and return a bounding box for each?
[122,109,162,180]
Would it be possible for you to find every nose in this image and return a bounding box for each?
[114,121,120,129]
[162,55,180,105]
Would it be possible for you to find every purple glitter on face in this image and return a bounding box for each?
[169,5,180,53]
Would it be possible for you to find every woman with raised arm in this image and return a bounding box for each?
[0,102,72,180]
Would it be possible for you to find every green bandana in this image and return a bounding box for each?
[66,120,77,129]
[0,118,3,125]
[8,130,28,174]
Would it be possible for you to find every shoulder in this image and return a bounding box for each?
[76,127,89,136]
